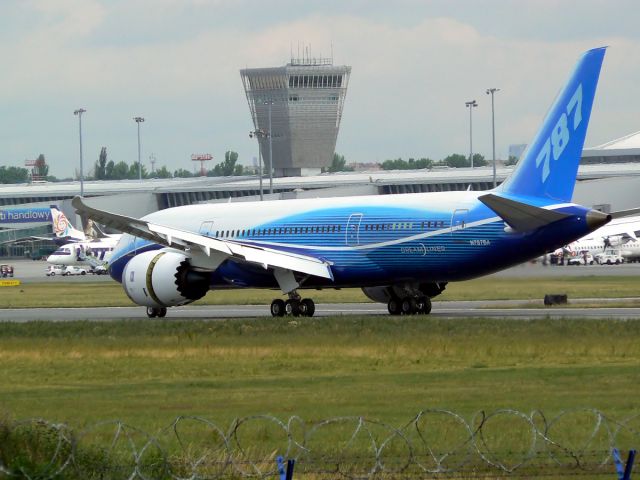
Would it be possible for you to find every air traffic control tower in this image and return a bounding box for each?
[241,56,351,177]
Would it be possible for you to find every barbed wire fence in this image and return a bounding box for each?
[0,408,638,479]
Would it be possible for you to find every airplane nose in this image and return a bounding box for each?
[586,209,611,231]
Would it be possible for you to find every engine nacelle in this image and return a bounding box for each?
[122,250,210,308]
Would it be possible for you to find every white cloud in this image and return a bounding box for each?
[1,1,639,176]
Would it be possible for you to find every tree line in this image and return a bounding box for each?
[93,148,252,180]
[0,149,514,184]
[380,153,489,171]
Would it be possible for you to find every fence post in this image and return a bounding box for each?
[286,459,295,480]
[623,450,636,480]
[614,449,636,480]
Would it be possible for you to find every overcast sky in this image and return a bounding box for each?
[1,0,639,178]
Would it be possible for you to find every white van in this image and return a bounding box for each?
[46,265,64,276]
[595,249,624,265]
[567,252,594,265]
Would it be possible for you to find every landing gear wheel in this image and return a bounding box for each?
[301,298,315,317]
[388,298,401,315]
[271,299,286,317]
[285,299,301,317]
[401,297,416,315]
[158,307,167,318]
[146,306,158,318]
[417,296,432,315]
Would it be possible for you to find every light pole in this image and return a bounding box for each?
[73,108,86,196]
[249,129,266,200]
[264,100,274,194]
[465,100,478,168]
[486,88,500,188]
[134,116,145,180]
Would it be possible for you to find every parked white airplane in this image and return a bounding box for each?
[565,215,640,260]
[47,239,116,268]
[73,47,631,318]
[47,206,121,267]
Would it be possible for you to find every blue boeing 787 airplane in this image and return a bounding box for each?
[74,47,623,318]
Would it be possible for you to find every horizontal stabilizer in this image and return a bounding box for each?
[479,194,570,232]
[610,207,640,219]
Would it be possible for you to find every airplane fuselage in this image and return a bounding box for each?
[109,191,595,290]
[47,239,116,266]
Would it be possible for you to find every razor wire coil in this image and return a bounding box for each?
[0,408,638,479]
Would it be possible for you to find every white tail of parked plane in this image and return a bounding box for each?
[50,205,86,242]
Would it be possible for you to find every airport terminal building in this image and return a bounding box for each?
[2,129,640,257]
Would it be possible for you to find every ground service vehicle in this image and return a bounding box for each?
[567,252,594,265]
[0,264,14,277]
[62,266,88,276]
[46,265,64,276]
[595,249,624,265]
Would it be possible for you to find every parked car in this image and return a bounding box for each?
[63,266,88,276]
[46,265,64,276]
[0,264,14,277]
[90,265,108,275]
[567,252,594,266]
[595,249,624,265]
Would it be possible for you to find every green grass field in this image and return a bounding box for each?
[1,317,638,428]
[2,275,640,308]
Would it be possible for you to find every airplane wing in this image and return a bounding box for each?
[71,196,334,280]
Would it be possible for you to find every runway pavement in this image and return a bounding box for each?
[2,300,640,322]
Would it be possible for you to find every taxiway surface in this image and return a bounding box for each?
[2,300,640,322]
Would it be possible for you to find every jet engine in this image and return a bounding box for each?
[122,250,210,308]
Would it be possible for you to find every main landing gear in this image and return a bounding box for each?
[387,296,431,315]
[146,306,167,318]
[270,293,316,317]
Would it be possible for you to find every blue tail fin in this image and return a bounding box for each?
[499,47,606,202]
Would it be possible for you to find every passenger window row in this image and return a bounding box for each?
[363,220,445,231]
[215,225,343,239]
[213,220,446,239]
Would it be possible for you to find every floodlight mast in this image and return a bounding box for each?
[486,88,500,188]
[134,116,145,180]
[249,129,267,200]
[265,100,274,194]
[465,100,478,168]
[74,108,86,196]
